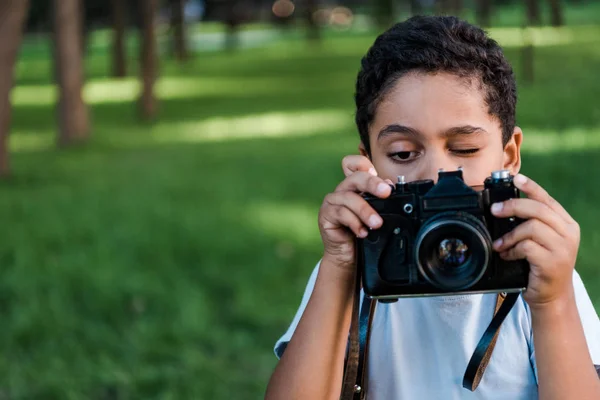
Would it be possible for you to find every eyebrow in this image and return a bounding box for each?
[377,124,488,141]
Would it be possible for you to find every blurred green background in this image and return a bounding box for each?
[2,0,600,398]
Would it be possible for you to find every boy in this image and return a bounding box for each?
[265,16,600,399]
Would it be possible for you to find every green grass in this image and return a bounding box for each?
[4,11,600,400]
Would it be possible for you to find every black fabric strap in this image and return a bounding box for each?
[463,292,520,390]
[340,268,363,400]
[353,294,375,399]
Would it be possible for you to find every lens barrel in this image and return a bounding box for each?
[414,212,492,291]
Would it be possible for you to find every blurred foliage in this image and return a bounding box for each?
[4,1,600,398]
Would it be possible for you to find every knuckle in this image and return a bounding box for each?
[342,155,354,168]
[506,247,516,259]
[529,220,540,236]
[541,202,552,215]
[505,198,516,211]
[358,201,374,219]
[503,228,515,243]
[519,240,533,253]
[323,192,335,206]
[369,175,383,189]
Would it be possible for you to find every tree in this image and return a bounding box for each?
[375,0,396,29]
[475,0,492,27]
[53,0,89,147]
[111,0,127,77]
[139,0,158,120]
[225,0,242,51]
[409,0,424,16]
[170,0,188,61]
[438,0,463,15]
[304,0,320,42]
[547,0,564,26]
[0,0,30,177]
[525,0,541,26]
[521,25,535,84]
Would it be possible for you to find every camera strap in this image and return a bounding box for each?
[340,271,520,399]
[340,265,373,400]
[463,291,519,391]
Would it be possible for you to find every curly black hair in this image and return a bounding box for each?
[355,16,517,155]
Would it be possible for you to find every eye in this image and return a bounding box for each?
[388,151,421,163]
[451,148,480,155]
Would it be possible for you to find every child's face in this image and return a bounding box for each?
[361,72,522,187]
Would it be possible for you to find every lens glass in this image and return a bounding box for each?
[437,238,470,268]
[415,212,492,291]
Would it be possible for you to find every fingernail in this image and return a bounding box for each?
[358,228,368,238]
[491,202,503,214]
[377,183,389,195]
[369,215,382,228]
[368,168,378,176]
[514,174,527,187]
[493,238,503,249]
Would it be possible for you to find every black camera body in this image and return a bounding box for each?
[357,169,529,301]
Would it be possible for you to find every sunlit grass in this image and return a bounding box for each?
[12,75,349,106]
[521,127,600,153]
[488,25,600,48]
[147,109,352,143]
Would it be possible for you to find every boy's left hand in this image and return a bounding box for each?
[491,174,580,311]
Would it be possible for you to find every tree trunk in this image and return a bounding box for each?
[225,0,241,51]
[438,0,462,15]
[0,0,30,177]
[111,0,127,77]
[521,27,535,84]
[305,0,320,42]
[547,0,564,26]
[139,0,158,120]
[452,0,463,15]
[53,0,89,147]
[171,0,188,61]
[375,0,395,29]
[525,0,541,26]
[475,0,492,27]
[409,0,424,15]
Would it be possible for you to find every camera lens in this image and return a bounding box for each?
[415,212,492,291]
[437,238,470,268]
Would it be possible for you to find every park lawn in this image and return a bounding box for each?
[3,21,600,399]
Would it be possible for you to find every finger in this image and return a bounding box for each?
[328,205,369,238]
[500,239,546,262]
[490,197,569,237]
[335,171,392,199]
[342,155,376,177]
[325,191,383,229]
[493,219,562,252]
[513,174,574,224]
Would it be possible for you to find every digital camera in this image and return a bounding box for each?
[357,169,529,301]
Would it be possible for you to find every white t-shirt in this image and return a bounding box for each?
[274,261,600,399]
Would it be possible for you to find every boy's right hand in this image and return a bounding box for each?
[318,155,393,272]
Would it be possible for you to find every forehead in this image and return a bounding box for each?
[373,72,500,134]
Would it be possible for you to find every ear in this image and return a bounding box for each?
[503,126,523,175]
[359,142,369,158]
